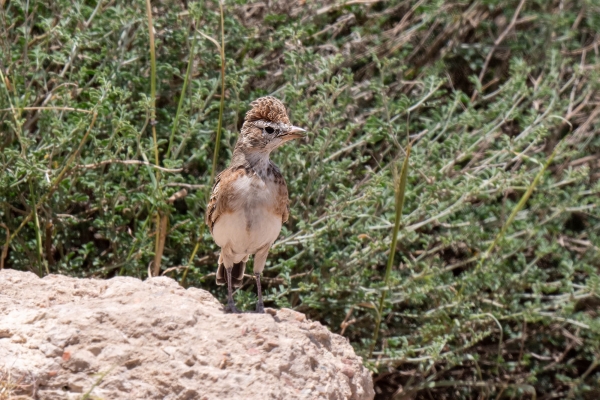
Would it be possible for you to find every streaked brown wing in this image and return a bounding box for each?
[205,167,247,234]
[282,202,290,224]
[206,170,224,234]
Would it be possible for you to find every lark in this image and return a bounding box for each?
[205,96,305,313]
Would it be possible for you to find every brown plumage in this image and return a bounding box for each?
[244,96,291,125]
[206,96,305,313]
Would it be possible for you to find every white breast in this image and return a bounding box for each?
[212,174,283,257]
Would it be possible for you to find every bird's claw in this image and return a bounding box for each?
[224,303,241,314]
[255,303,265,314]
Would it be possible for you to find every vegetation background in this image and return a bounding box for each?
[1,0,599,398]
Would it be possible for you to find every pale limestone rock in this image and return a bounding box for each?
[0,269,374,400]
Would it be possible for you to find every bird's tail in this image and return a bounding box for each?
[216,261,245,287]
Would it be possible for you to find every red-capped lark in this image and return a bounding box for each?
[206,96,306,313]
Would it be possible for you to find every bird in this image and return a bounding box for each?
[205,96,306,313]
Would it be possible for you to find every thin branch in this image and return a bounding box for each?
[478,135,565,270]
[163,183,206,190]
[208,1,226,189]
[472,0,527,101]
[183,1,226,287]
[166,15,200,160]
[167,189,188,204]
[75,160,183,173]
[0,106,93,114]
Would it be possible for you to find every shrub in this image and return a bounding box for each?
[1,0,599,397]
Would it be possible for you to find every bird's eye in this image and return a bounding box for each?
[265,127,275,134]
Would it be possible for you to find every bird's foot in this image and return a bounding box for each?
[224,302,241,314]
[255,302,265,314]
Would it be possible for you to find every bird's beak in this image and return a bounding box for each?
[281,126,306,140]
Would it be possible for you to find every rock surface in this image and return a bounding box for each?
[0,269,374,400]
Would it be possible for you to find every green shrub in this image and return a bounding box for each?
[1,0,599,397]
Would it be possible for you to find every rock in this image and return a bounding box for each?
[0,269,374,399]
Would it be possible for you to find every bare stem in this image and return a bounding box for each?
[209,1,226,190]
[370,142,412,358]
[183,1,226,286]
[145,0,167,274]
[477,136,566,270]
[166,17,199,160]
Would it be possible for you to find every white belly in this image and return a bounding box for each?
[213,209,282,256]
[212,173,283,257]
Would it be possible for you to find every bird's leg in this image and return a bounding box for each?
[254,272,264,313]
[224,267,240,313]
[252,244,270,314]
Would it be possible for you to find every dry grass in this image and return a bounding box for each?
[0,368,33,400]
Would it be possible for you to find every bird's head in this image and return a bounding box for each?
[237,96,306,154]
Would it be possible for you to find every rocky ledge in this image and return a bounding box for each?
[0,269,374,399]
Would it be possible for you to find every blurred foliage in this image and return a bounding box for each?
[1,0,600,398]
